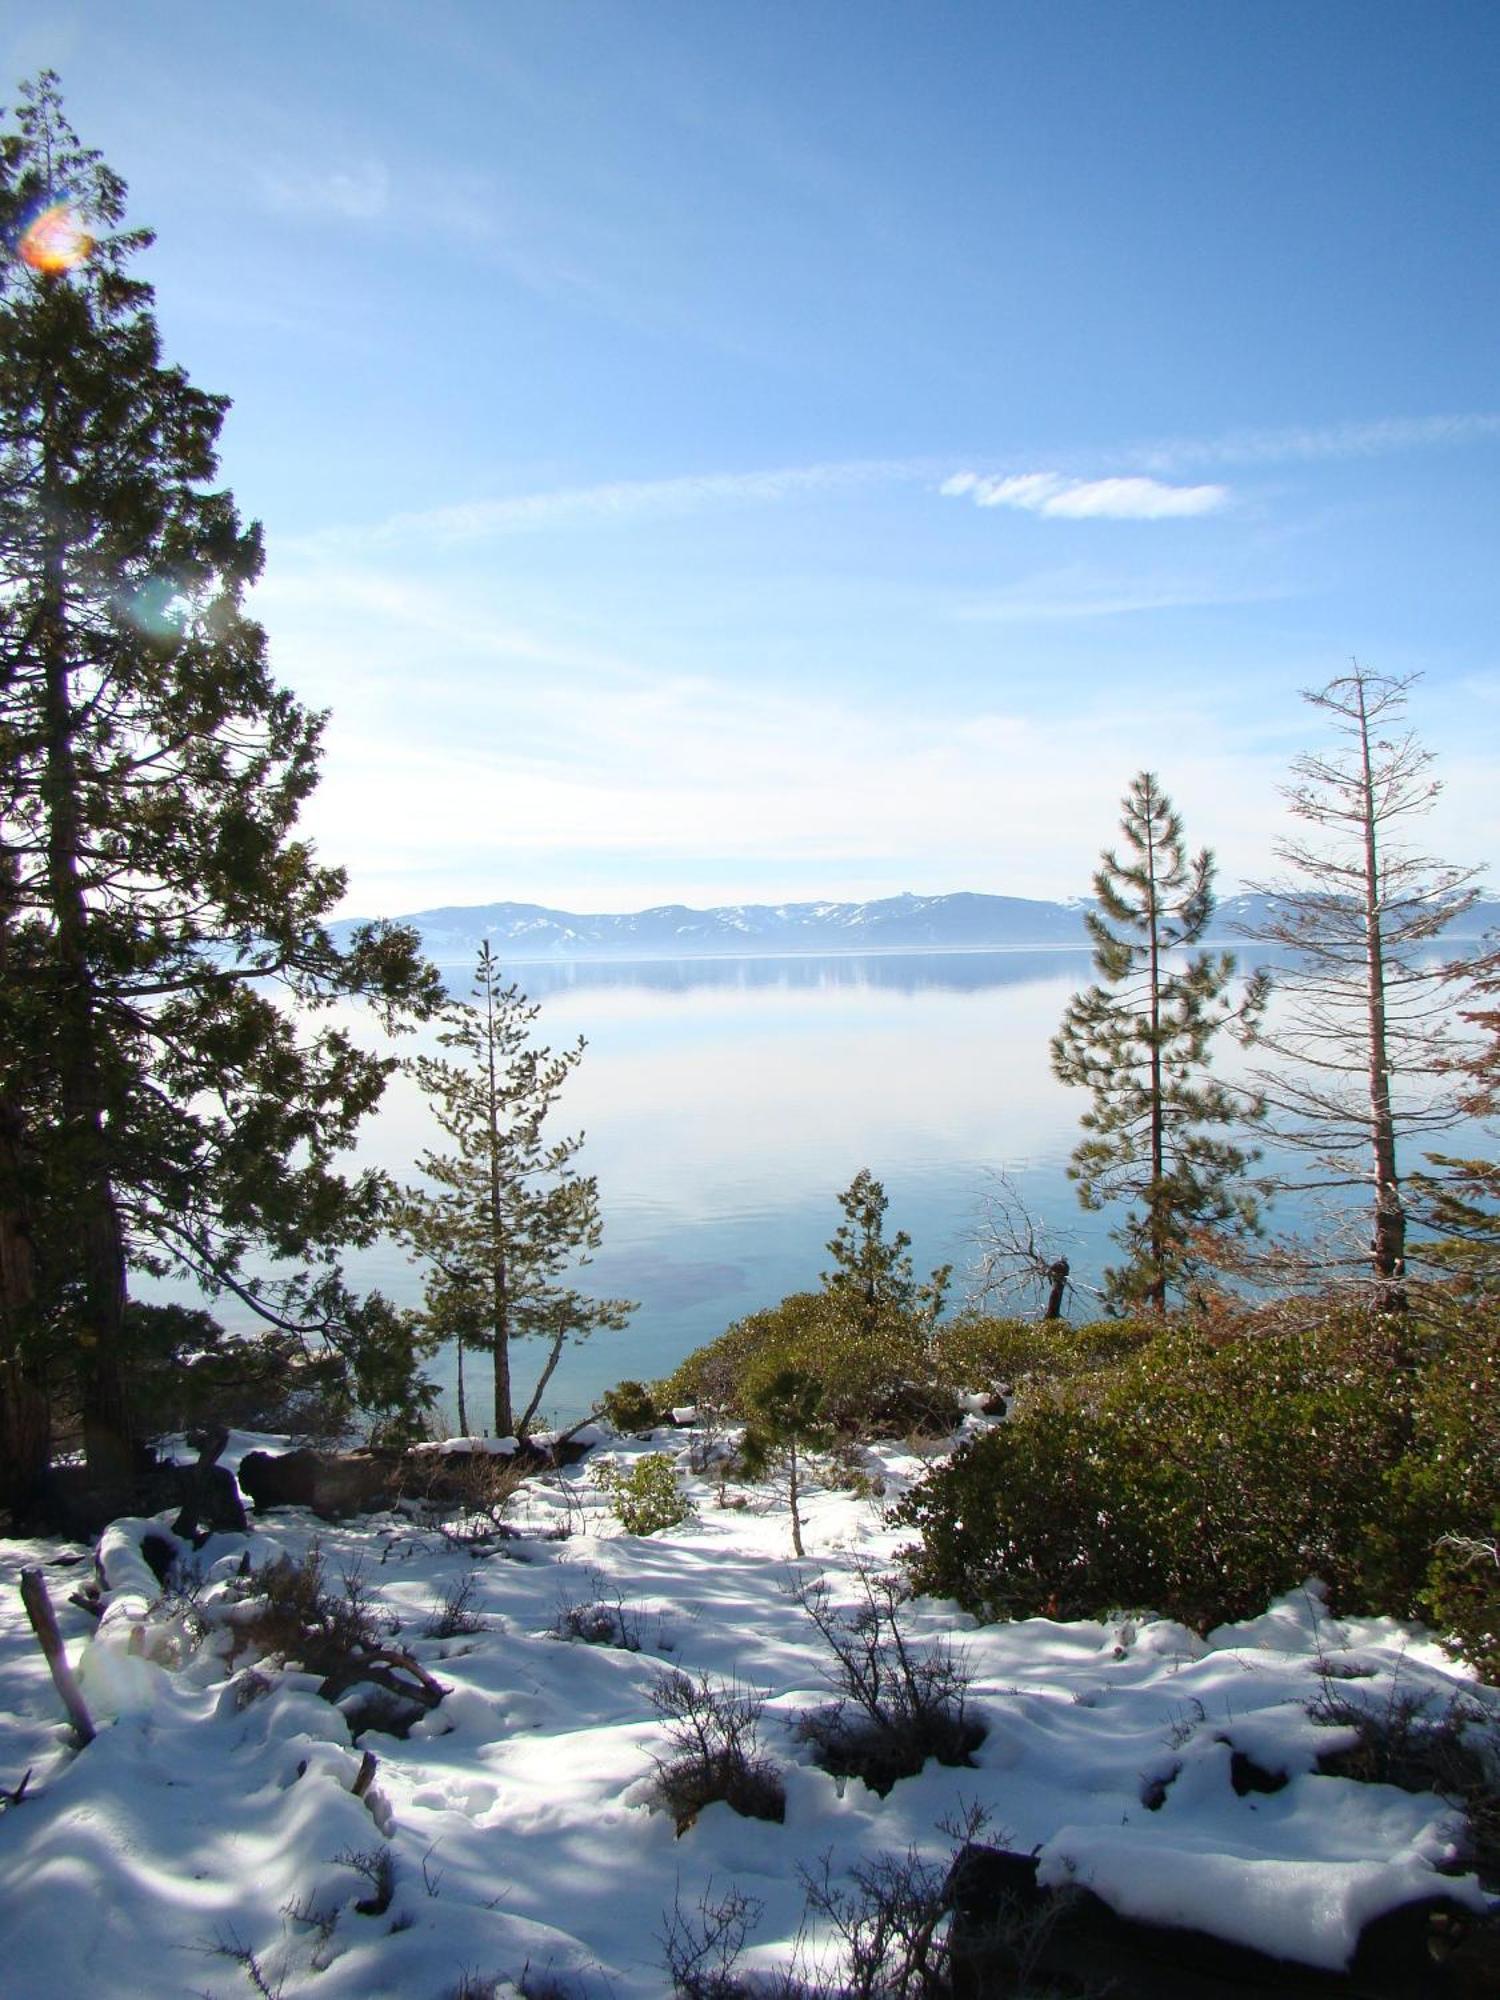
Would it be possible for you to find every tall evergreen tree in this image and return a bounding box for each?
[1051,772,1264,1312]
[0,76,439,1509]
[398,945,633,1439]
[1410,940,1500,1291]
[1245,668,1479,1303]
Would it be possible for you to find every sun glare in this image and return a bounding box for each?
[17,200,94,273]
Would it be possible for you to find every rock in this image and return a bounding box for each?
[237,1449,399,1518]
[1356,1901,1500,1998]
[945,1842,1490,1999]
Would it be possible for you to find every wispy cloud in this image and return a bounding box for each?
[257,158,391,223]
[290,404,1496,559]
[300,459,922,550]
[950,570,1287,623]
[1131,412,1500,474]
[941,470,1229,520]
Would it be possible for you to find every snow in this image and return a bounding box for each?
[0,1425,1494,1997]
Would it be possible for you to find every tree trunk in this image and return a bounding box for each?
[0,1066,50,1515]
[1355,677,1407,1309]
[1145,804,1167,1314]
[40,512,133,1507]
[491,1279,513,1438]
[514,1326,567,1441]
[1043,1258,1069,1321]
[484,966,514,1437]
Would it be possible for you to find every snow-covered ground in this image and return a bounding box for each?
[0,1426,1494,1998]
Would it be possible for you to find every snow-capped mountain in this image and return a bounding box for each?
[331,889,1499,966]
[332,890,1093,962]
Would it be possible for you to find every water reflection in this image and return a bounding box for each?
[478,947,1098,1000]
[167,945,1491,1431]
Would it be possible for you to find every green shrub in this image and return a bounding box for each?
[930,1312,1159,1411]
[600,1378,662,1434]
[899,1317,1480,1634]
[594,1452,693,1535]
[1397,1306,1500,1675]
[898,1404,1166,1623]
[660,1290,960,1438]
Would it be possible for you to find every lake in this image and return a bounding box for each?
[332,948,1233,1427]
[177,946,1480,1431]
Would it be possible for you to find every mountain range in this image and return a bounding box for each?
[332,889,1500,965]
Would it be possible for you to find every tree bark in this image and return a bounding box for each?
[1145,798,1167,1314]
[39,494,133,1506]
[0,1091,49,1516]
[1043,1259,1069,1321]
[1354,676,1407,1308]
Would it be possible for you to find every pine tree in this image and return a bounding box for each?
[1245,668,1479,1303]
[0,76,440,1509]
[738,1366,829,1559]
[1414,943,1500,1289]
[822,1168,950,1333]
[398,945,633,1439]
[1050,772,1264,1312]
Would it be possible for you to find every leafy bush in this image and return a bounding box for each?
[658,1173,959,1442]
[900,1312,1500,1638]
[739,1366,831,1558]
[1393,1306,1500,1675]
[647,1670,785,1832]
[661,1291,959,1439]
[898,1405,1161,1625]
[930,1312,1158,1411]
[600,1378,663,1434]
[594,1452,693,1535]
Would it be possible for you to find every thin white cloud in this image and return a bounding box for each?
[951,572,1287,623]
[258,158,390,223]
[286,404,1495,560]
[942,470,1229,520]
[298,459,920,551]
[1133,412,1500,474]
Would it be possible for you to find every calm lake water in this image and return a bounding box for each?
[176,947,1474,1431]
[334,948,1211,1427]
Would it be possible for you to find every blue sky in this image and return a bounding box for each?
[12,2,1499,915]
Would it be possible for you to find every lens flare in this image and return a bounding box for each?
[119,577,188,641]
[18,201,94,274]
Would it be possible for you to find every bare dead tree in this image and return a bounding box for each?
[1242,667,1481,1306]
[968,1171,1092,1320]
